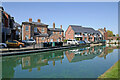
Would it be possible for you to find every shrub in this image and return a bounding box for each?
[64,39,67,42]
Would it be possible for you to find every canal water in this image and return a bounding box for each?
[2,45,119,78]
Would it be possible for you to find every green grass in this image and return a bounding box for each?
[98,60,119,78]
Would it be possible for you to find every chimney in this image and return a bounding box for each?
[38,19,41,23]
[104,27,106,32]
[53,22,55,29]
[29,18,32,22]
[60,25,62,29]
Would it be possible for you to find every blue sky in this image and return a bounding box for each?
[2,2,118,34]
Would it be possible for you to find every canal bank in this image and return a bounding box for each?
[1,44,91,56]
[98,60,119,79]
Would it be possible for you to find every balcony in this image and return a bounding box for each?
[75,35,83,37]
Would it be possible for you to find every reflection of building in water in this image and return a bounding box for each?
[65,46,105,63]
[98,45,119,58]
[21,51,64,70]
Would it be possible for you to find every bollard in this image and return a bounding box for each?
[33,43,35,49]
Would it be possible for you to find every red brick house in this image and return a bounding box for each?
[22,18,64,44]
[65,25,103,42]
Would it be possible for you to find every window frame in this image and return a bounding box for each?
[41,28,44,32]
[34,27,37,32]
[25,26,29,31]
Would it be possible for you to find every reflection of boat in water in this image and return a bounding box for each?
[70,49,79,52]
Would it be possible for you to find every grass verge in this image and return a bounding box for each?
[98,60,119,79]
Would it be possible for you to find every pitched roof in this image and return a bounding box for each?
[35,33,49,37]
[70,25,101,34]
[98,29,105,33]
[22,22,48,26]
[48,28,64,32]
[14,22,21,27]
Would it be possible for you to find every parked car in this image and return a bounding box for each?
[84,40,91,44]
[79,41,86,44]
[6,40,25,48]
[67,39,79,45]
[22,39,36,44]
[0,43,7,48]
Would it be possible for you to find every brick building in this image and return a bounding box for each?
[65,25,103,42]
[98,28,107,40]
[1,6,20,43]
[22,18,64,44]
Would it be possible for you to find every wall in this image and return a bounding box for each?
[65,26,74,40]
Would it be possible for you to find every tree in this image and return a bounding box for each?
[107,30,113,37]
[113,34,115,36]
[116,34,119,37]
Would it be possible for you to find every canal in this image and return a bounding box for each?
[2,45,119,78]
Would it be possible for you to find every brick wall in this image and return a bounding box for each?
[22,24,33,40]
[36,37,48,44]
[49,31,64,42]
[65,26,74,40]
[37,26,48,34]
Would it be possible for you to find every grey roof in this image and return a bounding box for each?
[70,25,100,34]
[14,22,21,27]
[71,52,100,63]
[48,28,64,32]
[22,22,48,26]
[95,30,101,34]
[98,29,105,33]
[35,33,49,37]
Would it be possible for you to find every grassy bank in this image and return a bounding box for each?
[98,60,119,79]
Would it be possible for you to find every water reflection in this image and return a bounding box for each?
[2,45,119,78]
[65,46,105,63]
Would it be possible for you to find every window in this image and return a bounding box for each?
[59,32,62,35]
[50,39,53,42]
[42,37,45,40]
[12,41,17,43]
[51,31,53,34]
[26,26,29,31]
[29,39,34,41]
[41,28,44,32]
[34,27,37,32]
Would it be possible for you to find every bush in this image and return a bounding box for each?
[64,39,67,42]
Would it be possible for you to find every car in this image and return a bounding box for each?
[67,39,79,45]
[79,41,86,44]
[0,43,7,48]
[6,40,25,48]
[22,39,36,44]
[84,40,91,44]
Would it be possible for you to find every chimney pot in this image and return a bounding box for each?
[53,22,55,29]
[38,19,41,23]
[60,25,62,29]
[29,18,32,22]
[104,27,106,32]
